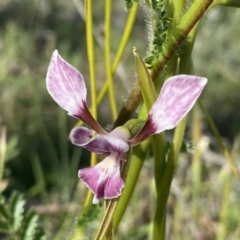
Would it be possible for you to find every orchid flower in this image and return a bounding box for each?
[46,50,207,204]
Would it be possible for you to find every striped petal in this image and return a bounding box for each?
[70,127,129,154]
[78,153,124,204]
[129,75,207,145]
[70,126,94,146]
[46,50,106,134]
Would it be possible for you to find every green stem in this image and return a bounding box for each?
[82,0,98,209]
[217,171,233,240]
[0,127,6,182]
[191,106,202,218]
[95,150,132,240]
[153,117,187,240]
[153,17,198,238]
[113,140,150,231]
[105,0,118,120]
[198,100,237,175]
[114,0,213,127]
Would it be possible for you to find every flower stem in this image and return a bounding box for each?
[153,116,188,240]
[95,150,132,240]
[105,0,118,120]
[113,139,151,231]
[198,100,237,175]
[83,0,97,208]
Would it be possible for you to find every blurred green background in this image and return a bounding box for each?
[1,0,240,239]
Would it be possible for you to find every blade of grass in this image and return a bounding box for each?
[105,0,117,120]
[0,126,6,182]
[27,153,47,201]
[191,106,203,218]
[84,0,98,206]
[152,117,187,240]
[113,139,150,231]
[217,168,233,240]
[95,150,132,240]
[198,100,237,175]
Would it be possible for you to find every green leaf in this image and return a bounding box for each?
[78,204,101,227]
[0,219,10,231]
[0,198,9,220]
[34,228,47,240]
[126,1,133,9]
[21,211,38,240]
[9,193,25,231]
[133,47,157,110]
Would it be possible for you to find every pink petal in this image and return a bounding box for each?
[46,50,86,116]
[78,153,125,204]
[70,126,94,146]
[129,75,207,145]
[46,50,106,134]
[70,127,129,154]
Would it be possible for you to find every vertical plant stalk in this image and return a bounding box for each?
[114,0,214,128]
[191,106,202,218]
[105,0,117,120]
[198,100,237,175]
[152,10,199,236]
[217,169,233,240]
[113,139,150,231]
[94,150,132,240]
[153,117,188,240]
[84,0,97,206]
[0,126,6,182]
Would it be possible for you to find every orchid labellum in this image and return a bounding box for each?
[46,50,207,204]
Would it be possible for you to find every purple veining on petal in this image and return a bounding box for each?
[129,75,207,146]
[128,118,157,146]
[83,134,129,154]
[46,50,86,116]
[70,126,94,146]
[78,153,124,204]
[71,126,130,154]
[46,50,107,134]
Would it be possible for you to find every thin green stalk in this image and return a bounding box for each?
[105,0,117,120]
[171,0,186,24]
[191,106,202,218]
[95,151,132,240]
[85,0,97,122]
[113,139,151,231]
[0,126,6,182]
[28,153,47,201]
[217,170,233,240]
[58,108,69,197]
[34,97,59,170]
[153,117,187,240]
[198,100,237,175]
[83,0,98,208]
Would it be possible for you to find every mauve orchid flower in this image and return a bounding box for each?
[46,50,207,204]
